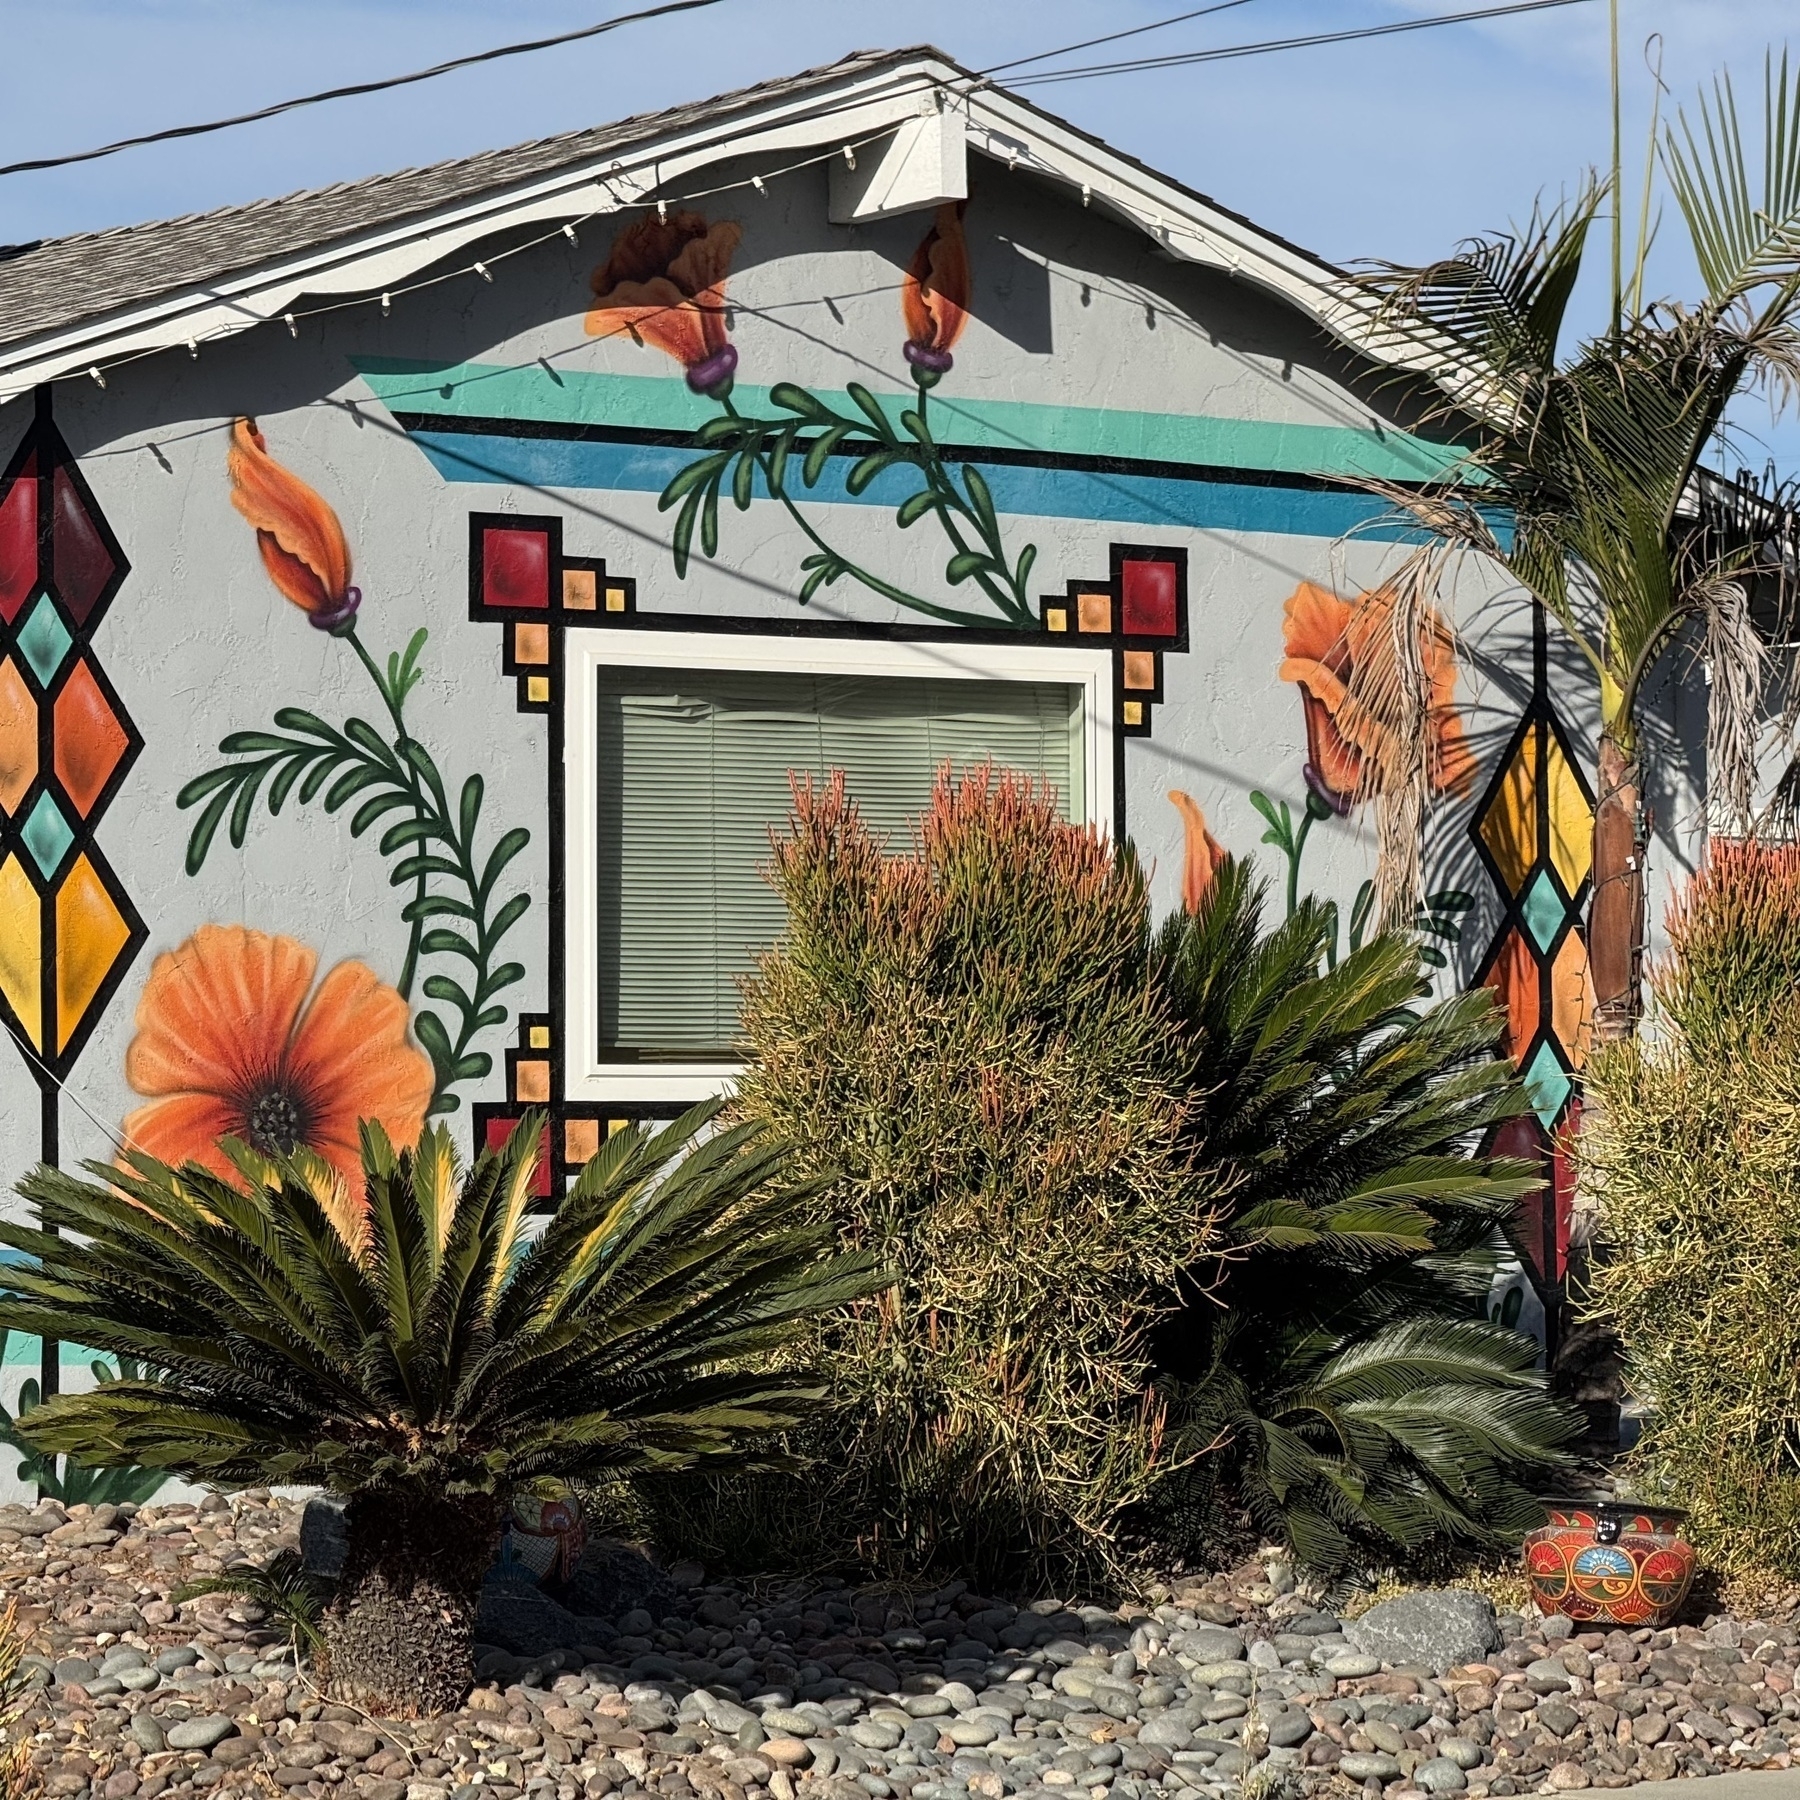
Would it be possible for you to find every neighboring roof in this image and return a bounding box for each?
[0,45,1413,400]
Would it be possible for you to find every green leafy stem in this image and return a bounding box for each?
[1250,786,1473,968]
[177,625,529,1116]
[660,372,1039,630]
[0,1332,166,1504]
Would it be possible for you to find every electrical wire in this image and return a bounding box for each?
[0,0,728,182]
[980,0,1268,78]
[1007,0,1597,88]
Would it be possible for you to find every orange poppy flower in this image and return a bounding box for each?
[585,212,744,395]
[901,201,970,379]
[226,418,360,632]
[1169,791,1227,914]
[123,924,433,1195]
[1278,581,1476,814]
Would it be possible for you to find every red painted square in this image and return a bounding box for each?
[1120,558,1178,637]
[483,1116,553,1195]
[483,527,551,609]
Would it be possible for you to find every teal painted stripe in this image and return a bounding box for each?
[405,428,1427,542]
[353,356,1463,485]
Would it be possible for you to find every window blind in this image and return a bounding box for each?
[594,666,1085,1057]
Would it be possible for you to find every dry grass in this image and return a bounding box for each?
[0,1600,41,1800]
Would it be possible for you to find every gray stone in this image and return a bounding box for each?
[98,1649,147,1675]
[1185,1630,1245,1663]
[1438,1739,1484,1770]
[1247,1641,1281,1672]
[1138,1717,1194,1751]
[128,1714,165,1755]
[1362,1722,1403,1755]
[850,1722,904,1751]
[53,1659,97,1686]
[1526,1658,1576,1692]
[299,1493,348,1579]
[1415,1757,1469,1793]
[1265,1713,1313,1749]
[1537,1701,1580,1738]
[1343,1591,1500,1676]
[1339,1752,1403,1782]
[166,1717,237,1752]
[1324,1652,1381,1679]
[1631,1712,1670,1746]
[155,1647,199,1674]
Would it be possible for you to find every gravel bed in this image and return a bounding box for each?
[3,1494,1796,1800]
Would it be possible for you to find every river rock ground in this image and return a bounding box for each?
[3,1493,1795,1800]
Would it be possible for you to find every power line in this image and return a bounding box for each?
[1008,0,1598,88]
[981,0,1268,78]
[0,0,728,182]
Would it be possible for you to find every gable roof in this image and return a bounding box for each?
[0,45,1409,402]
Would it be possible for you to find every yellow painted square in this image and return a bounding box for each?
[1123,700,1144,726]
[562,569,598,610]
[528,1025,550,1049]
[607,1118,631,1136]
[605,587,628,612]
[1045,607,1068,633]
[526,675,551,704]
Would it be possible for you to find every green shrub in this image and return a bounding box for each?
[714,767,1225,1587]
[1585,842,1800,1578]
[1149,859,1579,1584]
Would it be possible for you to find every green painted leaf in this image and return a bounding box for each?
[701,483,720,560]
[770,382,830,420]
[351,790,416,838]
[488,893,531,942]
[419,930,479,962]
[732,447,756,511]
[945,552,989,586]
[379,817,438,855]
[671,488,701,577]
[402,894,477,924]
[896,489,937,529]
[184,785,237,875]
[421,974,474,1010]
[802,424,850,488]
[459,774,484,848]
[844,383,896,442]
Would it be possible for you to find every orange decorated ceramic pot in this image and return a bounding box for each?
[1523,1499,1695,1627]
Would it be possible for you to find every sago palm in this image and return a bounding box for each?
[0,1104,880,1716]
[1151,860,1579,1581]
[1350,48,1800,1036]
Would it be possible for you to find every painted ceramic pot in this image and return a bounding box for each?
[1523,1498,1696,1627]
[496,1491,588,1588]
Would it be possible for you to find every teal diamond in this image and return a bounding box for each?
[1522,866,1569,955]
[17,593,72,687]
[20,790,74,879]
[1523,1039,1573,1128]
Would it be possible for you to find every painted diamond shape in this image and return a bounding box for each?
[54,659,132,817]
[1523,1038,1574,1129]
[21,789,74,879]
[55,853,134,1053]
[17,592,72,688]
[1522,866,1569,955]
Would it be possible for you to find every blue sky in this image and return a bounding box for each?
[1,0,1795,470]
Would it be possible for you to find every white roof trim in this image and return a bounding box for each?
[0,52,1424,404]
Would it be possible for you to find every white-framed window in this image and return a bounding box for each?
[564,628,1115,1104]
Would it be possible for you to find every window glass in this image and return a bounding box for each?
[594,667,1084,1057]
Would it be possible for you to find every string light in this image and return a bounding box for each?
[88,367,105,387]
[284,312,297,337]
[562,223,579,243]
[474,261,493,282]
[381,291,392,314]
[751,175,767,197]
[841,145,856,170]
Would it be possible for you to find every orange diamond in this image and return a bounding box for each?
[54,659,132,817]
[0,657,35,816]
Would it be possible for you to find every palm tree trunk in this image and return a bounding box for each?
[322,1491,500,1717]
[1589,728,1645,1043]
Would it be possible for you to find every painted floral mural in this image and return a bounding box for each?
[173,422,532,1122]
[123,924,431,1189]
[591,202,1040,628]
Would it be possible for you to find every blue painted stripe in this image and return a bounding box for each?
[407,430,1427,542]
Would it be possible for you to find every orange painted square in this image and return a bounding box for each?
[515,623,550,665]
[564,1118,601,1165]
[514,1058,551,1102]
[1123,651,1157,691]
[562,569,598,610]
[1077,592,1112,634]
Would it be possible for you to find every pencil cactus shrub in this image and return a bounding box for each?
[1582,842,1800,1578]
[722,767,1225,1586]
[0,1107,880,1716]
